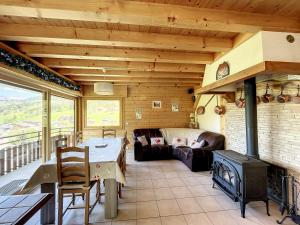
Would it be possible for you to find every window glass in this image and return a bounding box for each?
[0,82,42,178]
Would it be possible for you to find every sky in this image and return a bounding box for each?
[0,83,40,100]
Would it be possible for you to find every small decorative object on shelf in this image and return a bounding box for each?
[0,48,81,91]
[216,61,230,80]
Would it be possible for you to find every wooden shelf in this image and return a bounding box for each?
[195,61,300,95]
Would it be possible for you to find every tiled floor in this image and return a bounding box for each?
[28,150,295,225]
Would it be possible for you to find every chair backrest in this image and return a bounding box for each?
[76,131,83,144]
[102,129,116,138]
[56,146,90,187]
[55,137,68,148]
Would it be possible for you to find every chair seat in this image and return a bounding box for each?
[58,180,97,190]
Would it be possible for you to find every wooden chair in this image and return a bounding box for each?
[117,143,127,198]
[102,129,116,138]
[56,146,101,225]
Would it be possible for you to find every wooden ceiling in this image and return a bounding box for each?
[0,0,299,87]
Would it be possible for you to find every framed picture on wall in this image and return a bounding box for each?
[152,101,161,109]
[171,103,179,112]
[135,108,142,120]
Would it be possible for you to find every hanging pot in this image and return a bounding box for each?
[235,89,245,108]
[256,96,261,105]
[292,85,300,104]
[261,84,274,103]
[214,96,226,115]
[277,85,291,103]
[196,106,205,115]
[196,94,215,115]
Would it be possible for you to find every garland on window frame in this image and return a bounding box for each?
[0,48,81,91]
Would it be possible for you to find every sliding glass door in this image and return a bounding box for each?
[0,82,43,179]
[50,95,75,158]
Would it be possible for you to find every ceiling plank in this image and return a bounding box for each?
[79,82,198,87]
[58,68,203,79]
[69,76,201,84]
[0,0,299,33]
[0,23,232,52]
[17,44,214,64]
[40,58,206,73]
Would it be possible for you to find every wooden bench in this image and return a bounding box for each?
[0,193,53,225]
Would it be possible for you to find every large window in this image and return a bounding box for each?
[0,82,42,177]
[85,99,121,127]
[51,95,75,156]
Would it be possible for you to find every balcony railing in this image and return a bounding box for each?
[0,127,74,176]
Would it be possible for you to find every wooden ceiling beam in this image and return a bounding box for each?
[58,68,203,79]
[0,0,299,33]
[40,58,206,73]
[69,76,201,84]
[17,44,214,64]
[0,23,232,52]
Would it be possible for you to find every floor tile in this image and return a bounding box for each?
[120,190,137,203]
[137,217,162,225]
[152,179,169,188]
[154,188,174,200]
[114,203,137,221]
[163,171,179,178]
[112,220,136,225]
[136,180,153,189]
[157,199,181,216]
[160,215,187,225]
[136,189,156,201]
[215,194,240,210]
[176,197,203,214]
[171,186,193,198]
[184,213,213,225]
[188,185,209,197]
[136,201,159,219]
[196,196,224,212]
[206,211,239,225]
[167,178,185,187]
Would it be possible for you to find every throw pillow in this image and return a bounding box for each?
[137,135,148,146]
[190,139,207,149]
[150,137,165,145]
[172,137,187,148]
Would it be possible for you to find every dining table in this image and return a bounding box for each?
[20,137,126,224]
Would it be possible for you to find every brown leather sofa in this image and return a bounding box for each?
[133,128,173,161]
[133,128,225,171]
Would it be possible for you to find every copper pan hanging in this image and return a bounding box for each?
[292,85,300,104]
[261,84,274,103]
[214,96,226,115]
[277,85,291,103]
[196,94,215,115]
[235,89,245,108]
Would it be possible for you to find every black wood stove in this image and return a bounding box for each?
[212,78,270,218]
[212,150,269,217]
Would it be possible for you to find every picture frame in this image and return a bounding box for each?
[135,108,142,120]
[152,101,161,109]
[171,103,179,112]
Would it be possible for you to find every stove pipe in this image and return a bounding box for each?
[244,77,259,159]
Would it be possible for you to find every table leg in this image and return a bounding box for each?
[105,179,118,219]
[41,183,56,224]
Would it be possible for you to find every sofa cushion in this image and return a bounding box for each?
[160,128,205,146]
[150,137,164,145]
[190,139,207,149]
[171,137,187,148]
[137,135,149,146]
[133,128,163,144]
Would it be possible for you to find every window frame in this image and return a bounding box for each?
[83,97,123,129]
